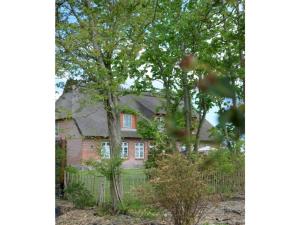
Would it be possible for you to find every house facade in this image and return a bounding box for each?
[55,89,215,168]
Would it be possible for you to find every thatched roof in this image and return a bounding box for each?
[55,90,214,141]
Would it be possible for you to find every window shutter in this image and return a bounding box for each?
[132,115,137,129]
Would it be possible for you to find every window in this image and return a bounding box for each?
[101,142,110,159]
[135,143,144,159]
[123,114,132,128]
[121,142,128,158]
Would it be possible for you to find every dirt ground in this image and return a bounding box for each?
[56,196,244,225]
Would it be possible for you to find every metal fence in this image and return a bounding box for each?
[64,170,244,203]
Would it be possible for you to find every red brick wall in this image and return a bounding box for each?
[56,119,150,168]
[122,139,149,168]
[81,137,149,168]
[81,138,100,162]
[56,119,82,165]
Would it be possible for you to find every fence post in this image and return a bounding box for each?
[120,177,123,198]
[97,176,105,205]
[64,171,67,189]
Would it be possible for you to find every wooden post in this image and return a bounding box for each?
[97,177,104,205]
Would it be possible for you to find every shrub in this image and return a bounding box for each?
[150,152,215,225]
[65,165,79,174]
[64,182,95,208]
[55,144,66,197]
[198,148,245,174]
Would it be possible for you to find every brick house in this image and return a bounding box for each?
[55,89,215,168]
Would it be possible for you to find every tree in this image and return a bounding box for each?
[56,0,156,212]
[132,0,245,154]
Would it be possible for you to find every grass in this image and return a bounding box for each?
[122,168,145,175]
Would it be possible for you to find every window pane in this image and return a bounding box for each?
[135,143,144,159]
[123,114,132,128]
[121,142,128,158]
[101,142,110,159]
[140,143,144,158]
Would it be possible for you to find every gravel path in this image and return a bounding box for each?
[56,197,244,225]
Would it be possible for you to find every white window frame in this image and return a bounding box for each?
[135,142,144,159]
[123,114,132,128]
[121,142,129,159]
[101,142,110,159]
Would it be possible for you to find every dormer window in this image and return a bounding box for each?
[121,113,136,130]
[123,114,132,128]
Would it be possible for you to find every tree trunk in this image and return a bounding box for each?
[162,74,177,151]
[193,109,207,152]
[104,91,123,212]
[182,71,193,152]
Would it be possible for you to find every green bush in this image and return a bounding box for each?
[55,145,66,197]
[64,182,95,208]
[198,148,245,174]
[65,165,79,174]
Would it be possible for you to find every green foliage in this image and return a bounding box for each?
[56,0,156,91]
[150,152,214,225]
[199,148,245,174]
[219,104,245,135]
[64,182,95,209]
[123,198,160,219]
[55,145,66,178]
[55,145,65,163]
[85,155,123,180]
[55,143,66,196]
[137,118,172,170]
[65,165,79,174]
[130,0,245,157]
[137,118,158,140]
[137,112,189,170]
[96,202,120,216]
[96,197,160,219]
[210,123,245,151]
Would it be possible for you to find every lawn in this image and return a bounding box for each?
[122,168,145,176]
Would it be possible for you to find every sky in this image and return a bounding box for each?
[55,77,219,126]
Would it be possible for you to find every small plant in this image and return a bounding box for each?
[122,197,160,219]
[95,202,129,216]
[64,182,95,209]
[95,202,114,216]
